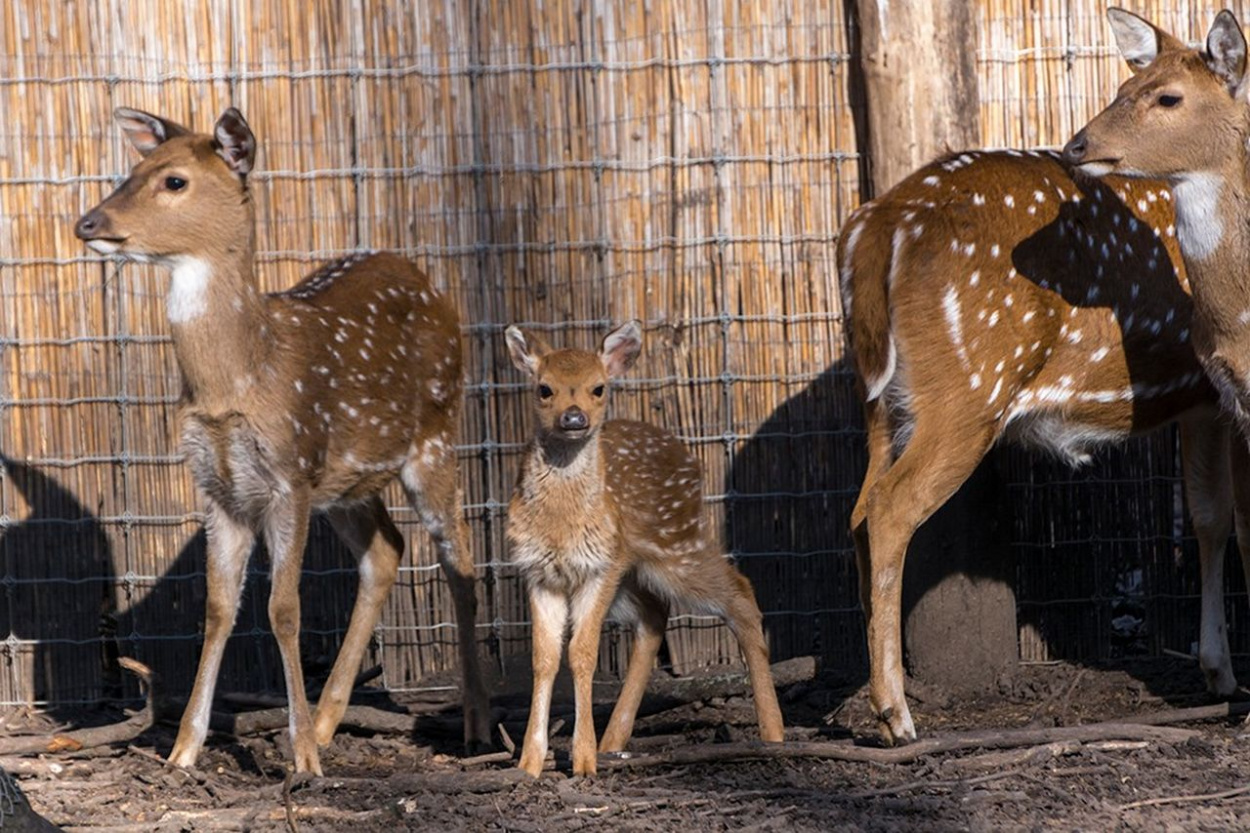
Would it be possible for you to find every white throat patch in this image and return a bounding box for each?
[1171,172,1225,262]
[168,257,212,323]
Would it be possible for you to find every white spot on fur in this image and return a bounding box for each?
[942,286,971,370]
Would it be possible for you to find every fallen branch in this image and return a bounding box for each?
[209,703,415,737]
[1113,701,1250,726]
[1119,783,1250,811]
[499,657,818,726]
[0,658,156,756]
[600,722,1199,769]
[946,740,1082,773]
[646,656,817,704]
[460,750,514,767]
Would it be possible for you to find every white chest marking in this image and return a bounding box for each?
[1171,172,1224,262]
[168,257,212,323]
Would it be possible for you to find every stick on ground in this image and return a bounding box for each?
[599,722,1200,770]
[0,659,156,756]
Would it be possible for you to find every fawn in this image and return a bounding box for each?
[74,108,490,775]
[504,321,785,776]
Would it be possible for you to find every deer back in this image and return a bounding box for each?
[839,150,1212,464]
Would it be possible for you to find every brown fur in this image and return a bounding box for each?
[75,108,489,775]
[840,144,1245,746]
[504,323,784,777]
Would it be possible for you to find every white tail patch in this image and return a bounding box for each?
[168,257,212,323]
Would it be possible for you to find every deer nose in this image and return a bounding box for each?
[1062,131,1088,166]
[558,408,589,431]
[74,210,102,240]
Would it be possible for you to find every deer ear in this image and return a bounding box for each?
[214,108,257,177]
[1207,10,1248,93]
[599,320,643,378]
[114,108,190,156]
[505,326,550,376]
[1107,8,1184,72]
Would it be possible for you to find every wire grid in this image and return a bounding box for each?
[975,0,1250,663]
[1,0,1247,711]
[0,0,858,708]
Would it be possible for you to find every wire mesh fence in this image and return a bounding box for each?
[0,0,1245,711]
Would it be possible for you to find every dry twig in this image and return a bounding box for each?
[0,659,157,756]
[600,723,1198,770]
[1119,784,1250,811]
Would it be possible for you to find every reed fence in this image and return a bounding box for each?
[0,0,1245,710]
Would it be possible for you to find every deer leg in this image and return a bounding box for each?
[1232,432,1250,689]
[1180,414,1237,696]
[718,568,785,743]
[852,398,895,619]
[861,416,995,746]
[567,566,626,776]
[313,497,403,745]
[169,504,254,769]
[263,491,320,775]
[401,439,491,751]
[519,583,568,777]
[598,589,668,754]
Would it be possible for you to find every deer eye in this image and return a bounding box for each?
[592,385,606,397]
[1156,93,1182,108]
[164,176,188,191]
[538,384,554,400]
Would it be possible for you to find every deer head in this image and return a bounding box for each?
[505,321,643,441]
[1063,9,1249,186]
[75,107,258,268]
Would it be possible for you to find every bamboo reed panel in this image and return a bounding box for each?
[0,0,1243,711]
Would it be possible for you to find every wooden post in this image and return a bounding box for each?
[852,0,1017,695]
[853,0,981,194]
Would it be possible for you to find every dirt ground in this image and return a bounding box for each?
[3,657,1250,832]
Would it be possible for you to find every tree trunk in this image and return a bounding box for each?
[852,0,1016,694]
[853,0,981,194]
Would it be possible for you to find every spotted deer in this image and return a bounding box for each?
[504,321,785,776]
[73,108,490,775]
[841,141,1250,745]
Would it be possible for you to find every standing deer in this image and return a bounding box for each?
[73,108,490,775]
[841,140,1250,744]
[504,321,785,776]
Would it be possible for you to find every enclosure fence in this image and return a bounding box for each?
[0,0,1245,709]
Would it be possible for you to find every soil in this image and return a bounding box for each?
[3,657,1250,832]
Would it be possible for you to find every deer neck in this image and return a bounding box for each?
[523,430,606,499]
[1168,154,1250,332]
[165,242,273,409]
[1164,148,1250,421]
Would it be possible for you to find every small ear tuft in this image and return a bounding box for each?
[600,320,643,378]
[114,108,190,156]
[505,325,549,376]
[1207,10,1248,92]
[1107,8,1182,72]
[214,108,257,177]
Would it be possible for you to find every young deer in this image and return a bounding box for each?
[504,322,785,776]
[842,141,1250,745]
[73,108,490,775]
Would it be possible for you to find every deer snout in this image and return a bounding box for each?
[558,407,589,431]
[74,209,106,240]
[1061,130,1088,166]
